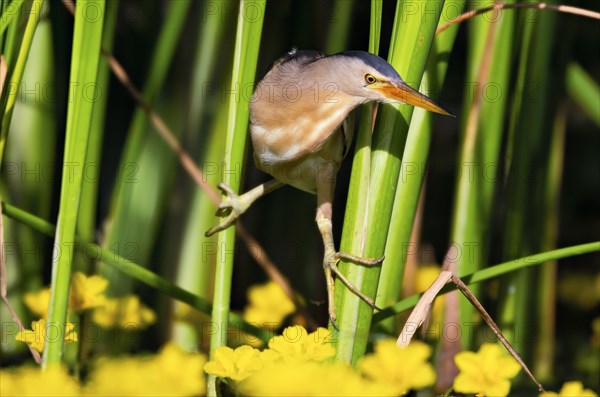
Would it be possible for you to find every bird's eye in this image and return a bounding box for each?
[365,74,377,84]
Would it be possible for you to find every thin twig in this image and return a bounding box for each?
[397,270,452,347]
[451,275,545,392]
[437,2,600,35]
[61,0,316,328]
[0,196,43,364]
[397,266,545,392]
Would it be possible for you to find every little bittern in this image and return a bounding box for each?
[206,50,453,327]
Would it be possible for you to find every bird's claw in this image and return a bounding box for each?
[205,183,244,237]
[329,315,339,331]
[334,252,384,266]
[214,183,243,217]
[324,250,384,328]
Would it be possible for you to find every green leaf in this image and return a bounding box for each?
[44,0,105,366]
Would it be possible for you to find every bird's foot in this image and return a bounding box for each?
[323,249,384,329]
[205,180,284,237]
[334,252,384,267]
[205,183,248,237]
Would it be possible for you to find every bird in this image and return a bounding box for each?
[206,49,453,328]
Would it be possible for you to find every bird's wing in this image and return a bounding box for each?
[264,49,326,76]
[341,110,355,160]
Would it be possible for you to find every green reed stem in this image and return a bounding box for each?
[209,0,266,357]
[334,0,444,365]
[44,0,105,367]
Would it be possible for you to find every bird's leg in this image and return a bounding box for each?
[205,179,284,237]
[315,178,384,328]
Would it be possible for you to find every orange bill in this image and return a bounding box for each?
[376,81,454,117]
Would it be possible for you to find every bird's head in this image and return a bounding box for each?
[330,51,454,116]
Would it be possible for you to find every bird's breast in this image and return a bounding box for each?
[250,99,355,166]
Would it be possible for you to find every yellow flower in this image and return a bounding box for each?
[23,272,108,320]
[539,381,598,397]
[203,345,264,382]
[85,357,144,396]
[86,342,206,396]
[267,325,336,363]
[239,360,397,396]
[359,339,435,395]
[259,347,281,364]
[453,343,521,397]
[152,343,207,395]
[205,326,335,384]
[69,272,108,312]
[23,288,51,319]
[15,319,78,353]
[91,295,155,329]
[243,281,295,327]
[0,365,81,396]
